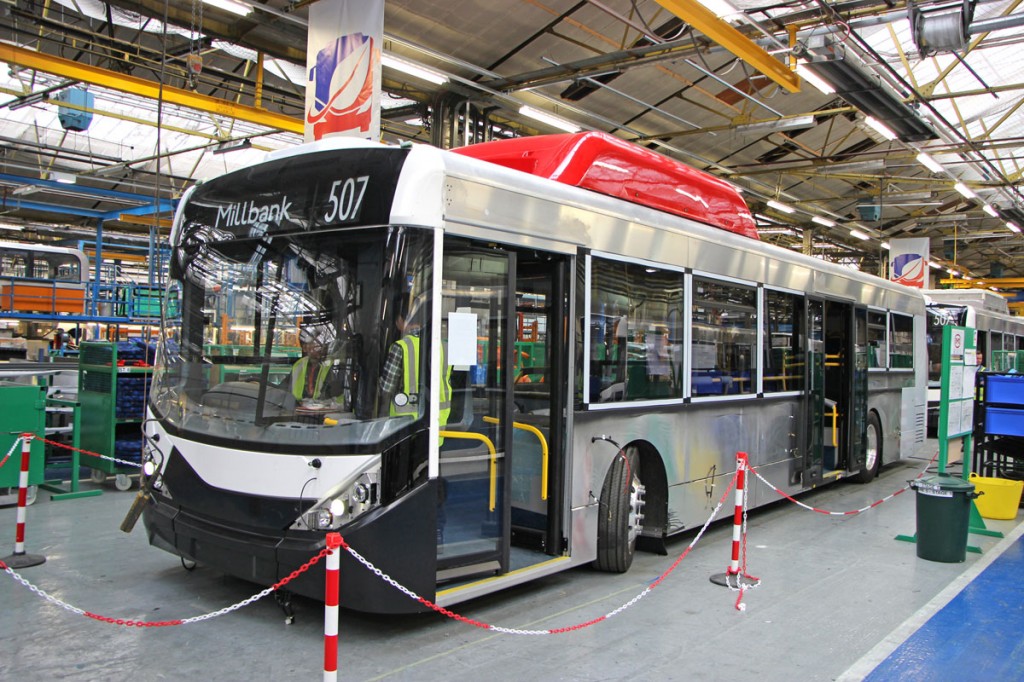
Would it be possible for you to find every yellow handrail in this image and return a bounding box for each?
[483,416,550,500]
[826,403,838,447]
[438,430,498,511]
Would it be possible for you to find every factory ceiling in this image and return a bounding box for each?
[1,0,1024,288]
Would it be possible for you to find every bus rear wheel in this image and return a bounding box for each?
[853,412,882,483]
[595,445,645,573]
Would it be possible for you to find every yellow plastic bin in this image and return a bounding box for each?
[969,473,1024,520]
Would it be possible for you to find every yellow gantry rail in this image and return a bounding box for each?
[653,0,801,93]
[0,43,303,135]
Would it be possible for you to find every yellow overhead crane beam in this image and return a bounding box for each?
[939,277,1024,290]
[0,44,303,135]
[654,0,801,93]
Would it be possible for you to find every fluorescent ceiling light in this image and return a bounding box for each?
[0,222,25,232]
[203,0,251,16]
[915,151,944,174]
[519,106,580,133]
[381,54,448,85]
[849,228,871,240]
[766,199,795,214]
[212,138,252,155]
[49,171,76,184]
[947,269,960,276]
[1008,221,1021,233]
[881,241,891,250]
[928,261,942,269]
[694,0,742,19]
[953,182,976,199]
[863,116,897,141]
[795,62,835,95]
[811,216,836,227]
[983,204,998,217]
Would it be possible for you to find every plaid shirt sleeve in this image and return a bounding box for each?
[381,342,404,394]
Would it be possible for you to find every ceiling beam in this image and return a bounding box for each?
[0,43,302,135]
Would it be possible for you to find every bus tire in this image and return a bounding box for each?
[595,445,644,573]
[853,412,883,483]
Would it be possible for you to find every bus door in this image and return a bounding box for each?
[848,306,869,473]
[821,300,857,474]
[803,298,825,486]
[437,240,568,583]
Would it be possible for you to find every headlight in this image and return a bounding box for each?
[293,470,380,531]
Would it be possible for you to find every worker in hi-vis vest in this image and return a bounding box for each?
[381,296,452,440]
[291,323,344,405]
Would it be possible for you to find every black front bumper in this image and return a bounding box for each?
[142,479,438,614]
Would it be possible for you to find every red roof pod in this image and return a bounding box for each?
[454,131,758,240]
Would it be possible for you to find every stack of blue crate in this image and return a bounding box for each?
[115,374,151,420]
[113,433,143,464]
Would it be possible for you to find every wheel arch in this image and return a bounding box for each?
[629,439,669,552]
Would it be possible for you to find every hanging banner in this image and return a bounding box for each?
[888,237,930,289]
[305,0,384,142]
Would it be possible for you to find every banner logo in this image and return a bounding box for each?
[306,34,375,139]
[892,252,925,287]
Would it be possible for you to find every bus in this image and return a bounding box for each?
[924,289,1024,434]
[0,241,88,315]
[141,132,927,614]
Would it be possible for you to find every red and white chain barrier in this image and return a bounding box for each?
[0,544,333,627]
[324,532,342,682]
[335,472,738,635]
[34,433,145,471]
[1,434,46,569]
[749,451,938,517]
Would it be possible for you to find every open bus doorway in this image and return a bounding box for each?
[436,239,569,586]
[803,299,868,486]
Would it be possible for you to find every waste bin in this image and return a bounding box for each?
[910,474,979,563]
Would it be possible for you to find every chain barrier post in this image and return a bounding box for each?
[323,532,342,682]
[2,434,46,569]
[710,452,757,594]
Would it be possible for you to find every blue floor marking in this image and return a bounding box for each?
[865,534,1024,681]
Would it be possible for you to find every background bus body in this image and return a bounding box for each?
[143,135,927,613]
[0,241,88,315]
[924,289,1024,435]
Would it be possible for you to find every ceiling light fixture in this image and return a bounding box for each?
[692,0,743,20]
[863,116,897,141]
[849,228,871,240]
[733,115,815,134]
[983,204,998,217]
[916,151,945,174]
[766,199,795,214]
[48,171,76,184]
[0,222,25,232]
[811,215,836,227]
[202,0,252,16]
[518,106,580,133]
[795,61,835,95]
[798,53,935,142]
[881,241,891,250]
[381,54,448,85]
[953,182,976,199]
[1008,222,1021,233]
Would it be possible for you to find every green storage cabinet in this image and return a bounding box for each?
[77,342,152,491]
[0,384,47,501]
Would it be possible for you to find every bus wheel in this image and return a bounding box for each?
[595,445,645,573]
[853,413,882,483]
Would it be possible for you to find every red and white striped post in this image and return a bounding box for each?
[710,452,757,591]
[1,434,46,569]
[323,532,342,682]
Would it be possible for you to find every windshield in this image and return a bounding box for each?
[151,216,435,452]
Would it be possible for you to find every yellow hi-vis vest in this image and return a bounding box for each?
[291,356,336,402]
[390,335,452,436]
